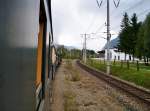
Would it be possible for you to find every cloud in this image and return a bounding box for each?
[52,0,150,51]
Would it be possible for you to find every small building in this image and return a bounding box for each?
[98,38,136,61]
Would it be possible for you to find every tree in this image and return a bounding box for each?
[136,23,144,60]
[120,12,130,29]
[118,12,131,60]
[130,13,141,61]
[86,50,96,58]
[143,13,150,64]
[118,13,142,61]
[136,13,150,65]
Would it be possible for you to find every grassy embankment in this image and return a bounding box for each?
[86,59,150,89]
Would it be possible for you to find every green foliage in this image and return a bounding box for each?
[118,12,150,63]
[135,13,150,64]
[129,13,141,59]
[86,49,96,58]
[58,45,82,59]
[58,45,97,59]
[120,12,130,29]
[87,59,150,89]
[143,13,150,58]
[118,12,131,57]
[65,60,80,82]
[136,23,145,59]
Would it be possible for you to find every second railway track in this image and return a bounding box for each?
[77,60,150,105]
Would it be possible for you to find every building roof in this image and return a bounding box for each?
[102,37,119,50]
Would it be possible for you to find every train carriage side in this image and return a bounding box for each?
[0,0,53,111]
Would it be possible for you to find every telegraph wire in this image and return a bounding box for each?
[95,23,106,33]
[95,0,121,74]
[93,0,121,35]
[124,0,144,12]
[85,14,99,33]
[138,8,150,17]
[112,0,145,19]
[111,8,150,31]
[85,0,106,33]
[95,0,145,33]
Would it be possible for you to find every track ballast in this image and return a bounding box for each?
[77,60,150,105]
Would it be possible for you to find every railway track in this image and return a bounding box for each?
[77,60,150,105]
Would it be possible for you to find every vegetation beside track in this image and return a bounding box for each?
[64,60,79,111]
[65,59,80,81]
[86,59,150,89]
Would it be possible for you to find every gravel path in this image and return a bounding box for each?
[51,63,65,111]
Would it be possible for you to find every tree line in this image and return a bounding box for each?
[57,45,97,59]
[118,12,150,65]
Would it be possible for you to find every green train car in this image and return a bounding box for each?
[0,0,57,110]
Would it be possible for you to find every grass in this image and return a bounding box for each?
[86,59,150,89]
[64,91,78,111]
[65,59,80,82]
[64,59,79,111]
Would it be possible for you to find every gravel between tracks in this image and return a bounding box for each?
[51,60,150,111]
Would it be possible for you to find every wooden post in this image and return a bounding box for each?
[137,61,139,71]
[127,60,129,69]
[113,58,116,66]
[90,59,92,66]
[121,60,123,68]
[91,59,94,66]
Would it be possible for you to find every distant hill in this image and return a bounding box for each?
[102,37,119,50]
[64,45,76,50]
[55,44,76,50]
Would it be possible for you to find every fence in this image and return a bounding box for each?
[88,59,143,71]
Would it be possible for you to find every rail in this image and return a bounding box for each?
[76,60,150,105]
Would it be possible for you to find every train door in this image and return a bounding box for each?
[36,1,47,110]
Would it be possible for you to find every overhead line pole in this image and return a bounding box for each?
[81,34,87,64]
[81,33,93,64]
[82,41,84,61]
[106,0,111,74]
[85,34,87,64]
[96,0,120,74]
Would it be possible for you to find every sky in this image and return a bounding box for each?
[51,0,150,51]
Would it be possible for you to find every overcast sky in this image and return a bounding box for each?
[51,0,150,51]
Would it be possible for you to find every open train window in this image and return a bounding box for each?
[36,0,47,110]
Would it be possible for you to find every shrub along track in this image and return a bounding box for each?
[77,60,150,105]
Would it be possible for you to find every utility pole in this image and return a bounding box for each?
[96,0,120,74]
[81,34,86,63]
[82,34,87,64]
[81,33,90,64]
[84,34,87,64]
[82,41,84,61]
[106,0,110,74]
